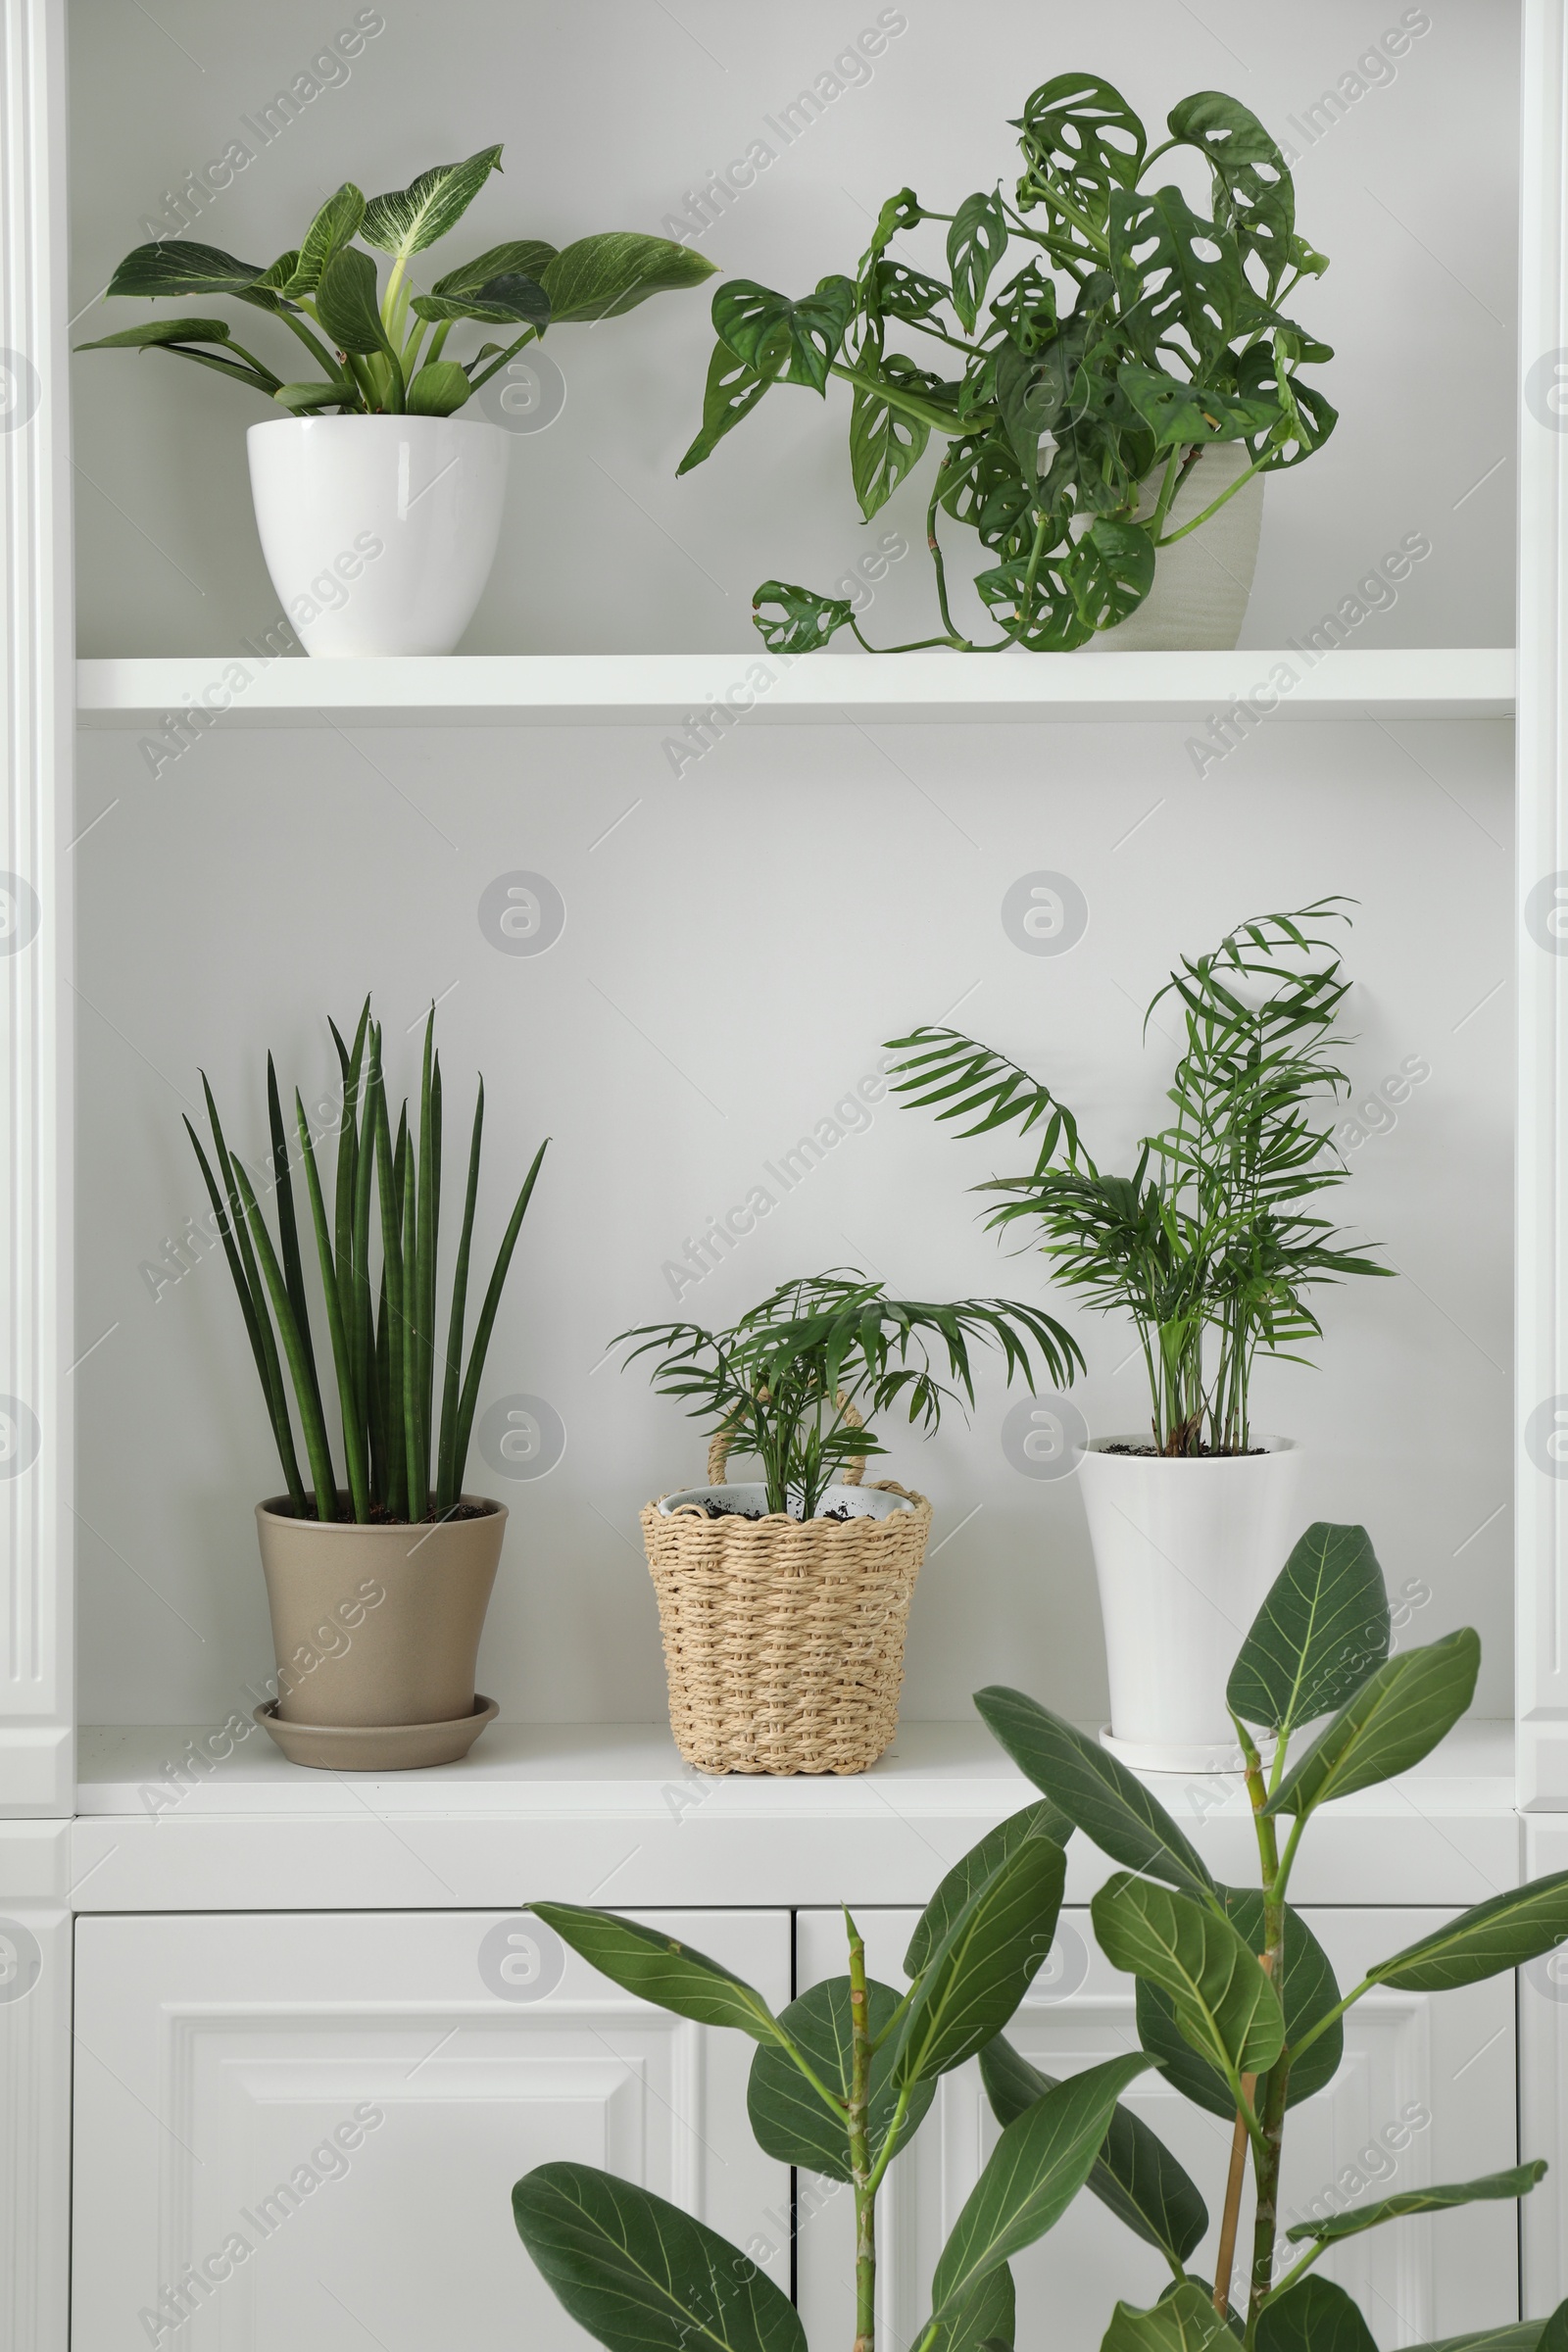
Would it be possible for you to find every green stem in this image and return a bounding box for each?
[465,320,539,392]
[1288,1973,1375,2066]
[1154,450,1271,546]
[847,1913,876,2352]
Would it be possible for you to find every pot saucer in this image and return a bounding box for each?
[254,1693,499,1772]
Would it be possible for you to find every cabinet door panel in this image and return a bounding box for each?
[796,1907,1518,2352]
[73,1909,791,2351]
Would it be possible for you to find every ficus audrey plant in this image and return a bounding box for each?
[886,902,1391,1456]
[511,1523,1568,2352]
[677,73,1333,655]
[616,1268,1083,1521]
[186,998,547,1524]
[78,144,714,417]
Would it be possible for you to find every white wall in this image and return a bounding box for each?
[67,0,1519,1726]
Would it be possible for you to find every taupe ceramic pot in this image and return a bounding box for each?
[255,1494,506,1733]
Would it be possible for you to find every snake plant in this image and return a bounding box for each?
[514,1525,1568,2352]
[185,999,546,1522]
[78,145,714,416]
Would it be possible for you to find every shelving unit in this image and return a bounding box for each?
[77,647,1516,727]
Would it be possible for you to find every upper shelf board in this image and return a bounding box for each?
[76,648,1515,729]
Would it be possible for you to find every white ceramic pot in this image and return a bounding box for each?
[1096,441,1264,651]
[246,415,510,657]
[1076,1437,1301,1773]
[657,1481,915,1523]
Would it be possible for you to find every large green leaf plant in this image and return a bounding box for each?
[78,145,714,416]
[677,74,1334,654]
[512,1525,1568,2352]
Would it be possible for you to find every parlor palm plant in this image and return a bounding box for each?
[513,1524,1568,2352]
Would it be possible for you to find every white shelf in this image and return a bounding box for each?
[74,648,1516,728]
[66,1719,1520,1913]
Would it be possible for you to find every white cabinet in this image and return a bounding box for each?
[796,1907,1520,2352]
[72,1908,791,2352]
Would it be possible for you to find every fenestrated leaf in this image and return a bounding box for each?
[1167,91,1295,296]
[433,238,559,296]
[928,2052,1153,2328]
[947,190,1008,333]
[980,2032,1207,2265]
[1093,1874,1284,2091]
[746,1976,933,2180]
[849,359,931,519]
[540,232,716,324]
[906,1802,1073,1979]
[1255,2277,1378,2352]
[1116,361,1281,450]
[1070,517,1155,631]
[1012,74,1148,236]
[677,339,771,473]
[1102,2279,1238,2352]
[1228,1524,1391,1740]
[893,1833,1066,2087]
[105,238,267,301]
[406,360,472,416]
[361,145,504,262]
[975,1689,1217,1902]
[315,246,396,359]
[513,2163,804,2352]
[1265,1628,1481,1818]
[1136,1890,1342,2118]
[1285,2161,1547,2248]
[285,182,366,295]
[1365,1870,1568,1992]
[529,1903,787,2048]
[712,275,856,392]
[751,580,856,654]
[1108,182,1239,373]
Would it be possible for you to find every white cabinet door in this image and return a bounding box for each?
[797,1907,1520,2352]
[73,1909,791,2352]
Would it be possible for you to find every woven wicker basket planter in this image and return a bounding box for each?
[641,1433,931,1775]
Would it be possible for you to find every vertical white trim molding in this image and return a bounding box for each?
[1519,0,1568,1808]
[0,0,72,1818]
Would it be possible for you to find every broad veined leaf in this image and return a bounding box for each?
[932,2259,1015,2352]
[529,1903,787,2046]
[751,580,856,653]
[513,2163,805,2352]
[746,1976,933,2180]
[540,232,717,324]
[893,1833,1066,2087]
[1285,2161,1547,2248]
[315,246,397,359]
[361,145,504,262]
[1167,91,1295,295]
[432,238,559,296]
[1102,2279,1240,2352]
[272,380,349,412]
[1109,183,1240,373]
[906,1801,1072,1978]
[76,316,238,352]
[1228,1524,1391,1740]
[980,2032,1208,2265]
[412,272,549,327]
[1069,517,1156,631]
[285,181,366,296]
[1255,2277,1378,2352]
[1012,73,1147,232]
[1265,1628,1481,1818]
[1093,1873,1285,2089]
[947,190,1008,333]
[927,2052,1153,2328]
[712,275,857,392]
[975,1689,1217,1902]
[406,360,473,416]
[1366,1870,1568,1991]
[849,358,932,519]
[1136,1890,1342,2118]
[105,238,267,301]
[677,340,771,473]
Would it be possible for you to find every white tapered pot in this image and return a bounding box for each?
[246,415,509,657]
[1077,1437,1301,1773]
[1095,441,1264,651]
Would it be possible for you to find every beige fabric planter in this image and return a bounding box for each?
[255,1495,506,1760]
[640,1439,931,1776]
